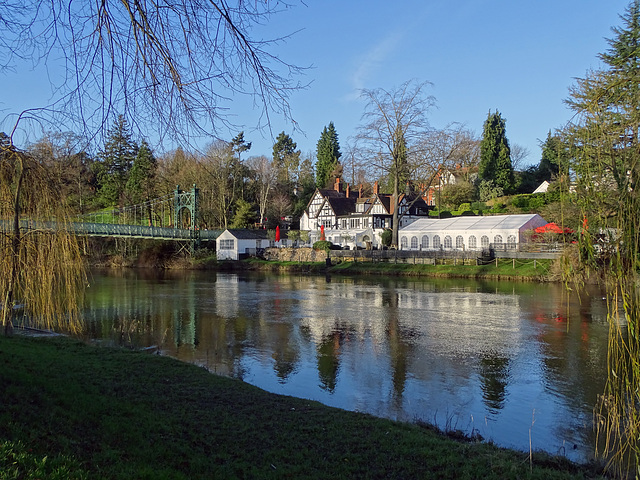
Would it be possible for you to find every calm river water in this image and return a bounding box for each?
[83,268,612,463]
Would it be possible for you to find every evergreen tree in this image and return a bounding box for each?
[95,115,138,207]
[272,132,301,185]
[537,131,563,181]
[315,122,342,188]
[229,198,256,228]
[564,2,640,472]
[479,111,514,194]
[230,131,252,161]
[125,140,157,220]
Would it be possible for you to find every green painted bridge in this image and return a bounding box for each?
[2,185,222,245]
[1,220,221,242]
[70,222,221,241]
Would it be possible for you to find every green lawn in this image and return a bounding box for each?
[0,335,605,479]
[242,257,554,281]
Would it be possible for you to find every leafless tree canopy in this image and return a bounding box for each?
[1,0,304,144]
[357,80,435,173]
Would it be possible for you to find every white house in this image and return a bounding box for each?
[398,214,547,251]
[300,178,432,249]
[216,229,272,260]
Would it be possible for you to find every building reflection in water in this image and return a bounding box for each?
[83,269,610,463]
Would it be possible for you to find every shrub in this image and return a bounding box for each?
[379,229,392,247]
[511,196,530,209]
[313,240,333,252]
[458,203,472,212]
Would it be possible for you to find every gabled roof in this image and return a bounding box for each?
[223,229,270,240]
[326,196,356,217]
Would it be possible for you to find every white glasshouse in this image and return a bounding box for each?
[398,214,547,251]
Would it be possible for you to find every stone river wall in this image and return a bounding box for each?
[263,247,327,262]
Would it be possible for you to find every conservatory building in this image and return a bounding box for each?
[398,214,547,251]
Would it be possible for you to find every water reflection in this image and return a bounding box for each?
[83,269,611,463]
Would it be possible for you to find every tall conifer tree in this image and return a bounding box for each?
[125,140,157,211]
[95,115,138,207]
[272,132,300,185]
[479,110,514,194]
[315,122,342,188]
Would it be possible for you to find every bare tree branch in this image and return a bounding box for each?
[1,0,307,146]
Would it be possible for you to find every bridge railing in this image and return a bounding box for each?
[71,222,196,240]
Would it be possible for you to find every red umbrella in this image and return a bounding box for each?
[275,225,281,242]
[320,225,325,241]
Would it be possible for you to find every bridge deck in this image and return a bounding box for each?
[1,220,221,241]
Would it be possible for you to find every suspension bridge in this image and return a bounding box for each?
[3,185,221,248]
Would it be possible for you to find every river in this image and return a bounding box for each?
[82,268,612,463]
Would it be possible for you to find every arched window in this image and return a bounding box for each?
[421,235,429,249]
[469,235,477,249]
[400,236,408,249]
[456,235,464,249]
[444,235,452,248]
[411,236,418,249]
[507,235,517,247]
[481,235,490,248]
[494,235,503,245]
[433,235,441,249]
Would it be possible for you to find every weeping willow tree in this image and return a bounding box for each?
[0,135,86,335]
[564,1,640,475]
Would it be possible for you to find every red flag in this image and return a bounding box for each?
[275,225,281,242]
[320,225,325,241]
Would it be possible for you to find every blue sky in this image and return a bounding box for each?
[0,1,632,168]
[240,0,630,167]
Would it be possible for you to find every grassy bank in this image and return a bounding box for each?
[0,335,604,479]
[241,257,555,281]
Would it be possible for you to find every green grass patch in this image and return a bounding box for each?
[328,258,553,280]
[0,336,604,479]
[240,257,554,281]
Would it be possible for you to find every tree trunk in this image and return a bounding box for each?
[392,171,400,248]
[3,153,25,335]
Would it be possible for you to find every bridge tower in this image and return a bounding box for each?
[174,184,200,252]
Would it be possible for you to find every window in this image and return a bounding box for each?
[468,235,477,249]
[456,235,464,249]
[421,235,429,249]
[411,236,418,249]
[444,235,452,248]
[219,239,234,250]
[493,235,503,245]
[507,235,517,247]
[433,235,441,249]
[481,235,489,248]
[400,236,408,249]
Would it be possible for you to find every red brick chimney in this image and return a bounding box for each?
[358,184,362,198]
[373,181,379,195]
[346,183,350,197]
[334,177,341,192]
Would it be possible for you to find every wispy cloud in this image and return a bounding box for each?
[346,29,405,101]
